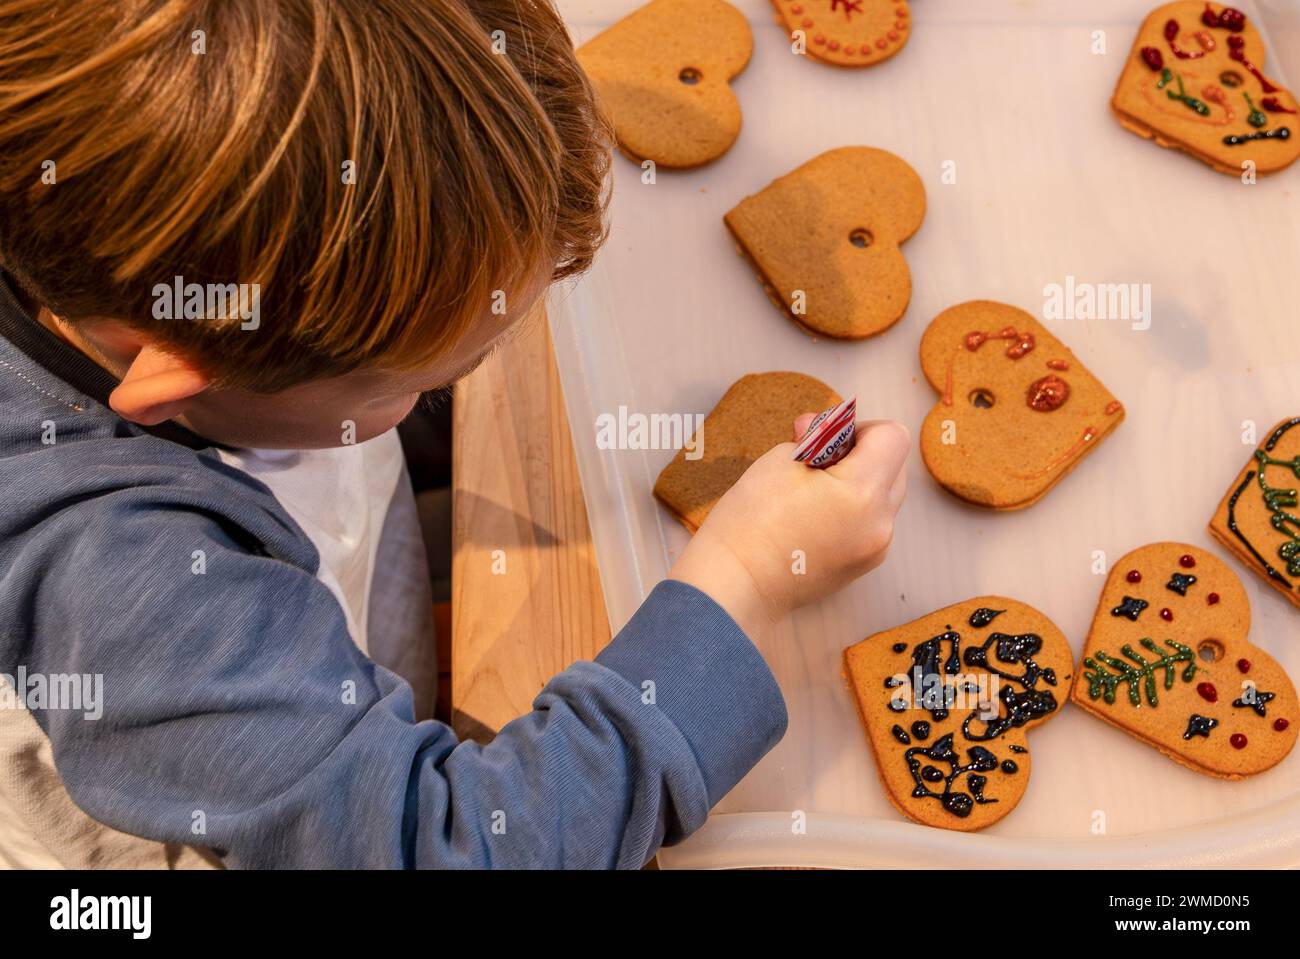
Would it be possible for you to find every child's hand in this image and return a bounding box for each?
[669,417,909,639]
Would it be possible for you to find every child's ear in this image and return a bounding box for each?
[108,344,212,426]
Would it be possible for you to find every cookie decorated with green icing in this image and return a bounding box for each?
[1209,417,1300,612]
[577,0,753,169]
[844,597,1073,832]
[769,0,912,68]
[918,301,1125,511]
[1112,2,1300,176]
[1072,542,1298,779]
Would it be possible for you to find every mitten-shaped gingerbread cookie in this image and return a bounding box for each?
[919,301,1125,510]
[724,147,925,339]
[1073,543,1298,778]
[578,0,753,168]
[1210,417,1300,611]
[1112,2,1300,175]
[769,1,912,68]
[845,598,1073,831]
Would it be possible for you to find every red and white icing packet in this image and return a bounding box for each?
[793,396,856,468]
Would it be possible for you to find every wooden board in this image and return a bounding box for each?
[450,313,611,742]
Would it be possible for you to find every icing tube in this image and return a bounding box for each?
[793,396,856,469]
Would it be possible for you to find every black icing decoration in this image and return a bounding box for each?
[968,607,1005,629]
[1183,713,1220,740]
[1111,596,1149,620]
[1232,689,1275,718]
[904,733,1000,819]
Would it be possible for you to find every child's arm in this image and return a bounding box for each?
[16,421,906,868]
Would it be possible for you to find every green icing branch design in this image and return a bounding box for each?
[1255,448,1300,577]
[1083,638,1198,707]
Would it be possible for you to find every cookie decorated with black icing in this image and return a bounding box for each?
[918,301,1125,511]
[1112,2,1300,176]
[844,597,1073,832]
[1072,542,1298,779]
[1209,417,1300,611]
[769,1,912,68]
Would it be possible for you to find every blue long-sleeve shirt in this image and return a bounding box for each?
[0,272,786,868]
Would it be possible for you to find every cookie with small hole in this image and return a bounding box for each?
[918,301,1125,511]
[723,147,925,339]
[1111,2,1300,176]
[1072,542,1297,779]
[577,0,753,169]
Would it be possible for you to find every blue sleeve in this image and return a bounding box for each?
[14,502,786,868]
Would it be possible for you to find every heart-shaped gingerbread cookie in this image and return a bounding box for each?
[654,371,840,532]
[1112,2,1300,176]
[577,0,753,169]
[1072,542,1298,778]
[724,147,925,339]
[919,301,1125,510]
[1209,416,1300,611]
[844,598,1073,831]
[770,0,912,68]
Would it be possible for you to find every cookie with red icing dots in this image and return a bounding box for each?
[1073,542,1298,779]
[771,0,912,68]
[724,147,925,339]
[1112,2,1300,176]
[844,597,1074,831]
[1209,416,1300,611]
[577,0,753,169]
[918,301,1125,511]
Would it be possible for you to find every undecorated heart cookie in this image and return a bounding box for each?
[724,147,925,339]
[1112,2,1300,176]
[919,301,1125,510]
[844,598,1073,831]
[1073,542,1298,779]
[769,0,912,68]
[577,0,753,169]
[1210,416,1300,611]
[654,371,840,532]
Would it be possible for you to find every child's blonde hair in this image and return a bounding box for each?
[0,0,610,390]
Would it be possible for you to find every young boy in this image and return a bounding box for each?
[0,0,908,868]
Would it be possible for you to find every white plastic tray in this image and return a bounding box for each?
[548,0,1300,867]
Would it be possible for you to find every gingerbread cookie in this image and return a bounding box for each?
[1072,543,1298,779]
[918,301,1125,511]
[577,0,753,169]
[724,147,925,339]
[1210,417,1300,610]
[1112,2,1300,176]
[844,598,1073,831]
[770,0,912,68]
[653,372,840,532]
